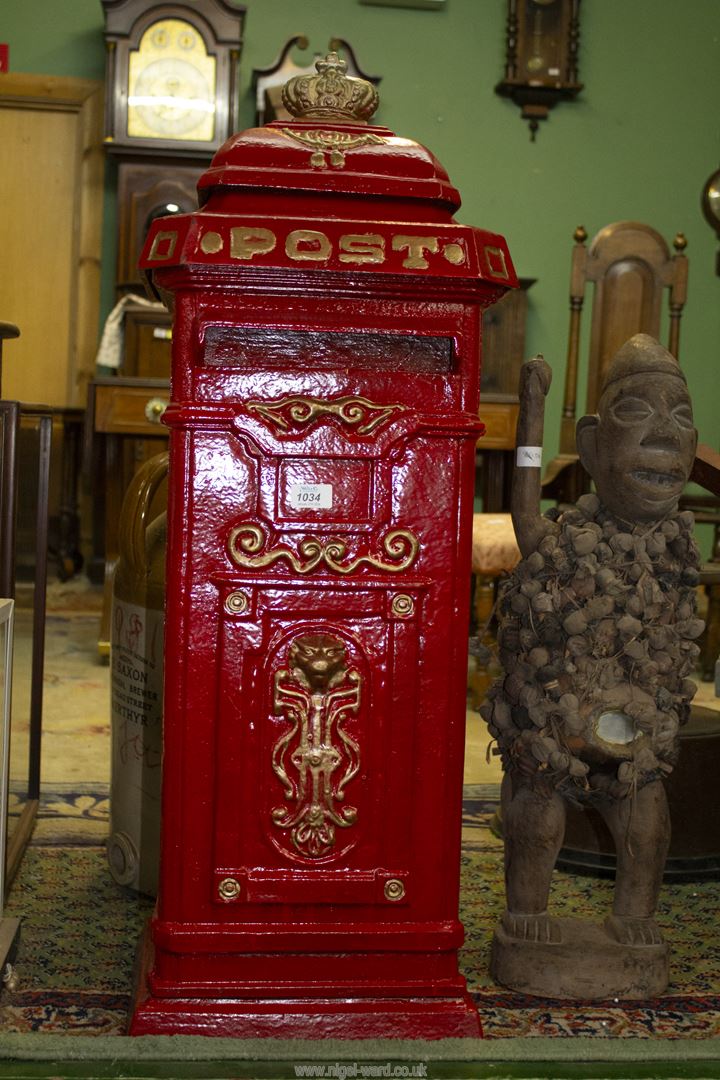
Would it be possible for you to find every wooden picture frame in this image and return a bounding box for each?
[360,0,446,8]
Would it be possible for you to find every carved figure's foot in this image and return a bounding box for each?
[502,910,562,943]
[604,914,664,946]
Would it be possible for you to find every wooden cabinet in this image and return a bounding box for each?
[480,277,535,396]
[116,163,202,293]
[123,304,173,379]
[0,75,103,407]
[476,279,534,511]
[87,377,170,645]
[93,378,170,435]
[478,397,520,449]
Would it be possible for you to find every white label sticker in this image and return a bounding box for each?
[288,482,333,509]
[516,445,543,467]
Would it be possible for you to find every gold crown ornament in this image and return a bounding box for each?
[282,52,379,124]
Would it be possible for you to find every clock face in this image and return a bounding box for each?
[127,18,217,142]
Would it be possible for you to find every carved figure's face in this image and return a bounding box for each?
[290,633,347,690]
[579,372,697,523]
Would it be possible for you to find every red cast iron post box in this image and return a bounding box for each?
[131,54,517,1039]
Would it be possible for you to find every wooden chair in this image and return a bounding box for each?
[468,293,533,658]
[688,446,720,680]
[467,512,521,708]
[468,399,523,705]
[542,222,720,679]
[469,222,689,693]
[543,221,689,505]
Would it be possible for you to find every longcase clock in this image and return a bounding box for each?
[92,2,245,610]
[101,0,246,294]
[102,0,246,158]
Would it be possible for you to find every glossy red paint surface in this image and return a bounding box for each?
[131,110,516,1039]
[198,121,462,206]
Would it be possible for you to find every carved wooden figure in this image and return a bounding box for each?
[482,333,703,999]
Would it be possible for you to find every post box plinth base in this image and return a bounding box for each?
[129,925,482,1039]
[129,993,482,1039]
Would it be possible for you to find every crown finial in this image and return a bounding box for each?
[282,51,379,124]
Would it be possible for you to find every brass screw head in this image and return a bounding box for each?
[225,591,249,615]
[391,594,414,618]
[218,877,241,901]
[384,878,405,902]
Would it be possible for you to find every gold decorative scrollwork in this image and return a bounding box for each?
[279,127,384,169]
[271,633,361,858]
[228,524,419,576]
[246,395,407,436]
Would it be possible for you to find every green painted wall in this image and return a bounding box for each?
[3,0,720,453]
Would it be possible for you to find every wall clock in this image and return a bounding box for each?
[495,0,582,140]
[101,0,246,157]
[701,166,720,275]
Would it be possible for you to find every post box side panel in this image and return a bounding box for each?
[158,427,261,914]
[157,291,206,906]
[211,588,416,907]
[390,433,475,912]
[155,286,482,995]
[157,424,476,932]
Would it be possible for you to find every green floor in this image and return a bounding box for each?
[1,1034,720,1079]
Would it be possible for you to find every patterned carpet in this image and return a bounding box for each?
[1,601,719,1039]
[0,845,149,1036]
[461,787,720,1039]
[0,785,718,1038]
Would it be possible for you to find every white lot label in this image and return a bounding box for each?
[516,445,543,468]
[288,482,333,509]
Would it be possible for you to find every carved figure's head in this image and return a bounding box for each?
[289,632,348,690]
[576,334,697,523]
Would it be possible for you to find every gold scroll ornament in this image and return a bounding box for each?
[279,52,382,168]
[279,127,384,169]
[271,633,361,858]
[246,395,407,436]
[228,524,419,576]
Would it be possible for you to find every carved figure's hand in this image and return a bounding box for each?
[519,355,552,400]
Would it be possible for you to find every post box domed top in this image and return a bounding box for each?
[141,50,517,299]
[197,52,461,212]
